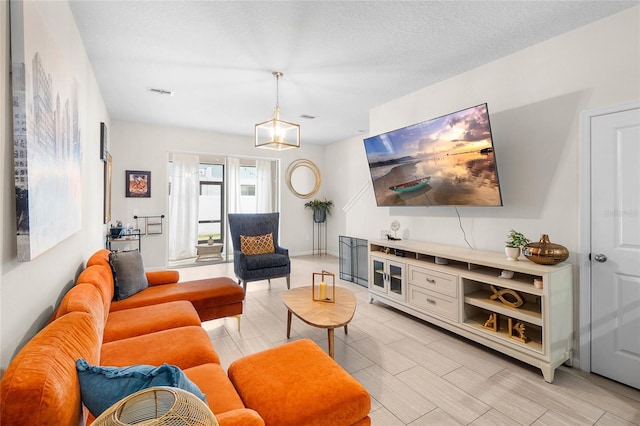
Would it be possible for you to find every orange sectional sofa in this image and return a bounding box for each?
[0,249,371,425]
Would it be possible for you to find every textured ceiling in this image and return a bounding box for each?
[69,1,637,145]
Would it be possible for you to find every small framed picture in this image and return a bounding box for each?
[125,170,151,198]
[100,122,108,161]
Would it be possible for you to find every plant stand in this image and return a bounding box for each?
[312,218,327,255]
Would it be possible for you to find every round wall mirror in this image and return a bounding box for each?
[286,159,321,199]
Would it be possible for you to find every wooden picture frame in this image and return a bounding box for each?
[100,122,108,161]
[103,152,112,223]
[125,170,151,198]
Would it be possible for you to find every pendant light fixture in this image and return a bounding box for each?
[255,71,300,150]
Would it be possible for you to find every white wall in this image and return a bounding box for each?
[109,121,327,269]
[330,5,640,252]
[1,1,110,372]
[326,6,640,363]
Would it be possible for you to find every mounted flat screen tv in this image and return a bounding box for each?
[363,103,503,207]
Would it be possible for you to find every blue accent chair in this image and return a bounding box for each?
[228,213,291,292]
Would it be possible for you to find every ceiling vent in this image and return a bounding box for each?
[148,88,174,96]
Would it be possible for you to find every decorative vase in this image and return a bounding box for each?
[207,237,214,245]
[523,234,569,265]
[505,247,521,261]
[313,210,327,223]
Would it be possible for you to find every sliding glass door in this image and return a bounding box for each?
[169,155,278,265]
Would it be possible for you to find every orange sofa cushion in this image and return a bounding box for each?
[109,277,245,321]
[103,300,201,342]
[55,283,106,336]
[76,265,115,320]
[0,312,101,426]
[146,269,180,286]
[101,325,220,369]
[183,363,245,414]
[215,409,265,426]
[228,339,370,426]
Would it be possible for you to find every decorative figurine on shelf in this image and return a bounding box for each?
[508,318,529,343]
[489,285,524,308]
[312,270,335,303]
[388,220,401,240]
[482,313,500,332]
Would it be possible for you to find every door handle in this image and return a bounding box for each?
[593,254,608,263]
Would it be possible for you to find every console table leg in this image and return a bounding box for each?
[541,365,555,383]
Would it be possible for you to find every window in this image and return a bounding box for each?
[198,164,224,244]
[241,185,255,196]
[238,165,258,212]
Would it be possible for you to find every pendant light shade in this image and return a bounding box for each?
[255,71,300,150]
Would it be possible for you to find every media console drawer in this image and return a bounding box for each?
[408,285,458,321]
[408,265,457,298]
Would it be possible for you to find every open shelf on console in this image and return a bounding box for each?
[465,290,542,325]
[463,313,543,354]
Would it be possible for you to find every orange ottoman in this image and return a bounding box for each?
[228,339,370,426]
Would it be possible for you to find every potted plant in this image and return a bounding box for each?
[505,229,530,261]
[304,199,333,223]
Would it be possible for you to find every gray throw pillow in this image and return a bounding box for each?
[109,251,148,300]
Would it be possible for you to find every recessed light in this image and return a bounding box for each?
[148,87,174,96]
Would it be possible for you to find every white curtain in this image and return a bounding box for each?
[227,156,241,213]
[256,159,273,213]
[168,153,200,260]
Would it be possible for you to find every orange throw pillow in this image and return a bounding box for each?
[240,233,275,255]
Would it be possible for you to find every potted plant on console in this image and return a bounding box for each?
[505,229,530,261]
[304,198,333,223]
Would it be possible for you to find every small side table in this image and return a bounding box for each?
[195,243,223,261]
[282,286,356,358]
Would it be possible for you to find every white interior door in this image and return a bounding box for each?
[590,106,640,389]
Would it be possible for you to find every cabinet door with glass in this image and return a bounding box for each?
[369,255,406,302]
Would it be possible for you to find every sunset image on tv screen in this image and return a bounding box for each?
[363,103,503,207]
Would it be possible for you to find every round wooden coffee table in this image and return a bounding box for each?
[282,286,356,358]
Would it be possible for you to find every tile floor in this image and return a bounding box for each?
[178,254,640,425]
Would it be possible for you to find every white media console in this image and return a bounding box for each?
[368,239,573,382]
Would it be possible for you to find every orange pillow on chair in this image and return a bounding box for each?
[240,233,275,255]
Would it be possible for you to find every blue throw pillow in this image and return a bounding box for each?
[76,358,206,417]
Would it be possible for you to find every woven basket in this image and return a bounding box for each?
[93,386,218,426]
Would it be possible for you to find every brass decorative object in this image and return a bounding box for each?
[522,234,569,265]
[482,313,500,331]
[489,285,524,308]
[312,270,335,303]
[508,318,529,343]
[285,159,321,198]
